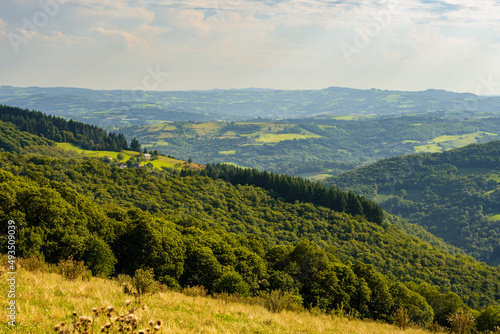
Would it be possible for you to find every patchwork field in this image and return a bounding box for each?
[414,131,498,153]
[128,122,323,146]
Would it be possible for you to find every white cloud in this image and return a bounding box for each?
[91,27,144,48]
[0,18,7,38]
[0,0,499,92]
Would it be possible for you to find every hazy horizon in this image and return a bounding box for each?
[1,0,500,95]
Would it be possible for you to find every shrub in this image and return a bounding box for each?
[262,290,304,313]
[132,268,158,296]
[58,257,90,280]
[159,275,181,291]
[393,307,410,330]
[213,269,250,297]
[447,309,475,334]
[21,255,51,273]
[82,235,117,277]
[428,322,446,333]
[477,306,500,332]
[182,286,208,298]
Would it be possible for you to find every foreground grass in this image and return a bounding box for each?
[0,268,443,334]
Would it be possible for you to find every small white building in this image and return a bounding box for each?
[143,153,151,160]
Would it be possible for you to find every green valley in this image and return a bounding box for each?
[1,104,499,332]
[119,112,500,178]
[324,141,500,265]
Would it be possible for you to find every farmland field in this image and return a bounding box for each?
[414,131,498,153]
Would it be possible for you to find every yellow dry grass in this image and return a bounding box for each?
[0,267,443,334]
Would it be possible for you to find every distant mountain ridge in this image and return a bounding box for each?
[1,85,499,126]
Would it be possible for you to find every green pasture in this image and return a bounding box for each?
[414,131,498,153]
[219,150,236,155]
[255,133,321,143]
[56,142,200,170]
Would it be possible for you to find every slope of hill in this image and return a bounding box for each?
[324,141,500,265]
[1,106,499,329]
[0,119,54,152]
[1,151,499,310]
[0,104,130,152]
[0,263,447,334]
[1,167,444,325]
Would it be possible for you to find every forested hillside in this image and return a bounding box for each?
[324,141,500,265]
[0,119,54,152]
[1,158,499,328]
[0,105,133,152]
[1,151,499,311]
[1,106,499,331]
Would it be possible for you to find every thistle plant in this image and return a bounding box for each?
[54,301,163,334]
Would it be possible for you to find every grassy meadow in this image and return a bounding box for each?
[0,263,445,334]
[56,142,204,170]
[414,131,498,153]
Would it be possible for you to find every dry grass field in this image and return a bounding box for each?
[0,261,445,334]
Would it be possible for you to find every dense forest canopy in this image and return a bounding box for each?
[1,151,499,309]
[324,141,500,265]
[0,105,137,152]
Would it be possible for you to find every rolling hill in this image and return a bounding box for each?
[118,112,500,178]
[1,104,499,331]
[2,85,500,127]
[323,141,500,265]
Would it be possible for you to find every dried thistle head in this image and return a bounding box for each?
[79,315,93,328]
[92,307,100,317]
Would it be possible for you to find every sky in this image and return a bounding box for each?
[0,0,499,94]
